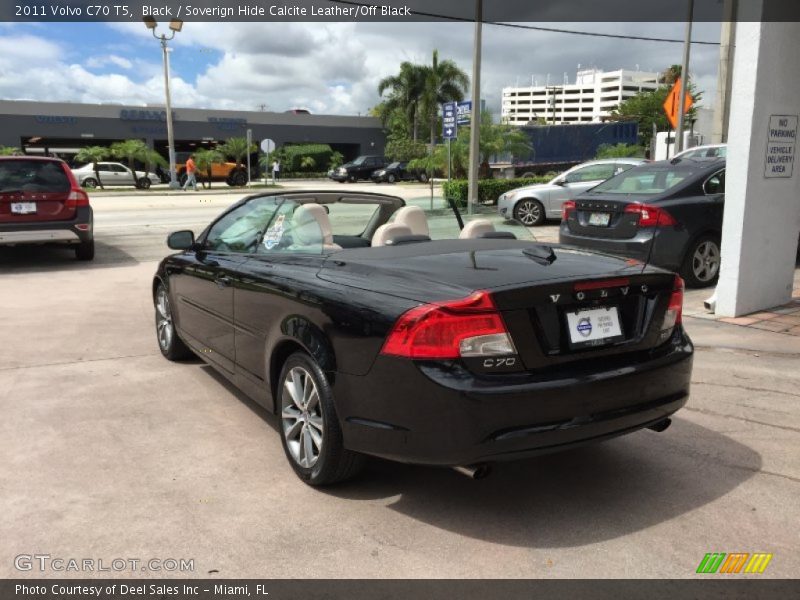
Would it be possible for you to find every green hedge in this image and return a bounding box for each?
[279,171,328,179]
[442,177,550,205]
[280,144,334,172]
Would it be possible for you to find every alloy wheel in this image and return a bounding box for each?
[515,200,542,226]
[281,366,324,469]
[692,240,721,283]
[155,287,174,351]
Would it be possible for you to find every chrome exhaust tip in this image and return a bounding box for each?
[452,464,492,480]
[647,418,672,433]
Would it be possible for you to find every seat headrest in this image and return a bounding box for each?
[292,203,334,246]
[372,223,412,247]
[459,219,496,239]
[394,205,429,237]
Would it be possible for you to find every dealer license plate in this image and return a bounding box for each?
[566,306,623,347]
[11,202,37,215]
[588,212,610,226]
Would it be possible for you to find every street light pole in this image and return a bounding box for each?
[466,0,482,216]
[144,17,183,189]
[675,0,694,154]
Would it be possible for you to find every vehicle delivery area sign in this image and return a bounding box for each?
[765,114,797,178]
[442,102,457,140]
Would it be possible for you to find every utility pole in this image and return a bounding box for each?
[712,0,737,143]
[466,0,482,216]
[675,0,694,154]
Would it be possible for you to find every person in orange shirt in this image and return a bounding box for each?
[183,155,198,191]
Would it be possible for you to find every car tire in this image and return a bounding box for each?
[681,234,721,288]
[154,283,194,361]
[513,198,546,227]
[82,178,98,189]
[418,173,429,183]
[228,170,247,187]
[75,239,94,261]
[387,174,396,184]
[278,352,365,486]
[137,178,151,190]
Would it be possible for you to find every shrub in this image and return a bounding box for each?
[442,177,550,205]
[279,143,334,172]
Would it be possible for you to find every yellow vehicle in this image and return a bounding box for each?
[175,152,248,187]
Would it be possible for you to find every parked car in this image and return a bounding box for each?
[72,161,160,189]
[559,157,725,288]
[0,156,94,260]
[498,158,646,226]
[153,190,693,485]
[673,143,727,160]
[371,161,428,184]
[329,155,389,182]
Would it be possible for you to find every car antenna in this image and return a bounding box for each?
[446,196,465,230]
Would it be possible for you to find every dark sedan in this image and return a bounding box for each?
[559,157,725,287]
[371,161,428,184]
[153,191,693,485]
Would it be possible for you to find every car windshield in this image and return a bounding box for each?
[412,196,536,242]
[0,160,70,193]
[589,165,698,195]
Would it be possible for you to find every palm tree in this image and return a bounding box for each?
[378,62,427,141]
[110,139,151,187]
[419,50,469,149]
[74,146,110,189]
[193,148,225,189]
[219,136,257,168]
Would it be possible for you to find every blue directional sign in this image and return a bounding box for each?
[457,101,472,126]
[442,101,457,140]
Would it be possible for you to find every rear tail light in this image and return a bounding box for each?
[661,275,685,334]
[624,203,677,227]
[381,291,516,360]
[561,200,576,221]
[65,189,90,208]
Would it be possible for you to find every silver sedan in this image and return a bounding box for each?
[498,158,645,226]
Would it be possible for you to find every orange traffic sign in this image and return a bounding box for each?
[663,77,694,129]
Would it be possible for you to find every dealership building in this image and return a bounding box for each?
[0,100,386,165]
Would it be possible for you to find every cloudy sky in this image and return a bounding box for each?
[0,20,722,116]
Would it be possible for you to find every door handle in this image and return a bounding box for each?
[215,275,232,288]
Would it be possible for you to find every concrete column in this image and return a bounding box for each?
[716,13,800,316]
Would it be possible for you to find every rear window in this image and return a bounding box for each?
[0,160,70,193]
[590,165,698,195]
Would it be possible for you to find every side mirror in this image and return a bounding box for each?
[555,178,567,186]
[167,230,195,250]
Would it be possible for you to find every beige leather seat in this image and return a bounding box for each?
[372,223,413,247]
[393,206,430,237]
[459,219,495,239]
[291,203,341,252]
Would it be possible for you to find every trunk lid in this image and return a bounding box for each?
[321,239,677,368]
[564,195,644,240]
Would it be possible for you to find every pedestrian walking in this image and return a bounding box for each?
[272,159,280,183]
[183,154,198,191]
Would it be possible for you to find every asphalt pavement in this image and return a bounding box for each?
[1,185,798,578]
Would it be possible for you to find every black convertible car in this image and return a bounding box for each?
[153,191,693,485]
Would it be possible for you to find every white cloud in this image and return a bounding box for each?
[0,22,722,117]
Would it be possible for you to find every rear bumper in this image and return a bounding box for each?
[0,206,93,245]
[333,328,693,466]
[558,223,684,271]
